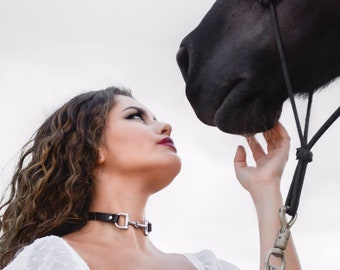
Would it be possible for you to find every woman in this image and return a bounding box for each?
[0,86,300,269]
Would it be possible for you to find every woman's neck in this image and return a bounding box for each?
[90,171,151,217]
[83,170,157,251]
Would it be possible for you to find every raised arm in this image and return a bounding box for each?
[234,122,301,270]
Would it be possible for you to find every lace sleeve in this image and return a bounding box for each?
[4,236,89,270]
[184,249,240,270]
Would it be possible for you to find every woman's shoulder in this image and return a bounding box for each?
[4,235,89,270]
[184,249,240,270]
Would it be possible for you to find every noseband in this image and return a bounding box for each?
[259,0,339,269]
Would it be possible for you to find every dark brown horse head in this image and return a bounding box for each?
[177,0,340,135]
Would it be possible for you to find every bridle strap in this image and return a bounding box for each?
[268,0,308,146]
[262,0,340,217]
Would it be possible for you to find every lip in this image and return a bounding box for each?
[189,78,245,127]
[158,137,177,152]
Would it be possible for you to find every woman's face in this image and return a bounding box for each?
[97,95,181,192]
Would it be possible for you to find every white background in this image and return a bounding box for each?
[0,1,339,269]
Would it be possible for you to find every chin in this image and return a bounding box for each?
[148,158,182,194]
[160,156,182,183]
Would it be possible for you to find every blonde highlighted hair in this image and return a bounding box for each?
[0,86,132,268]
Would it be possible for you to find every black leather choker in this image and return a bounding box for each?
[87,212,152,236]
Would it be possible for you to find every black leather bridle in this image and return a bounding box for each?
[258,1,339,269]
[260,0,340,218]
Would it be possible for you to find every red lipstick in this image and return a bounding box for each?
[158,137,177,152]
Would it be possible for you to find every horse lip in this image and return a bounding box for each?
[187,78,246,127]
[214,80,283,135]
[213,78,245,122]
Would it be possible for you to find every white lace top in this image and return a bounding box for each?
[4,236,239,270]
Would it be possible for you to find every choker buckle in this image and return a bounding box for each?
[114,213,130,230]
[115,213,152,236]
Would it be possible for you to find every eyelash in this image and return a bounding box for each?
[126,112,145,121]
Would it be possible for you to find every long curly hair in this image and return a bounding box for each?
[0,86,132,268]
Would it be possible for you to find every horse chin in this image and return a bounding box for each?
[186,77,284,135]
[214,97,282,135]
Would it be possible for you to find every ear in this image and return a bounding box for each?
[97,149,106,164]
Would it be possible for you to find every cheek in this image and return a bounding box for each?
[104,135,155,170]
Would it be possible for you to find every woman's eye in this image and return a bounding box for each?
[127,113,144,121]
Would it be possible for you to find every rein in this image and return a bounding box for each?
[258,0,340,268]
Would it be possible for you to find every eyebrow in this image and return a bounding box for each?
[122,106,157,120]
[122,106,145,113]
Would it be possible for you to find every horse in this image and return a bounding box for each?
[176,0,340,135]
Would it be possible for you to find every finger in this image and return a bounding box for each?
[263,122,290,151]
[275,122,290,147]
[246,136,265,161]
[263,125,280,150]
[234,145,247,171]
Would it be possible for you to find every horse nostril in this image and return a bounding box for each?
[176,46,190,82]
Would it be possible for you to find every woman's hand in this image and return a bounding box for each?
[233,122,290,194]
[233,122,301,270]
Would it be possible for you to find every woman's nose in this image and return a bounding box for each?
[157,122,172,136]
